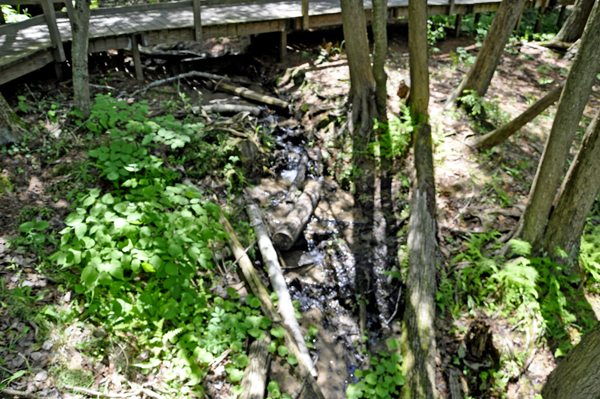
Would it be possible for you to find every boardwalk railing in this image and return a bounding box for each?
[0,0,571,85]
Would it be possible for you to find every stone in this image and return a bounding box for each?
[42,340,53,351]
[31,352,45,361]
[12,355,25,368]
[35,371,48,382]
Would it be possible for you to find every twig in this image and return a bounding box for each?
[1,388,38,398]
[130,71,238,97]
[205,127,249,138]
[90,84,118,91]
[385,288,402,324]
[63,385,163,398]
[226,239,257,274]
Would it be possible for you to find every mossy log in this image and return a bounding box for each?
[220,212,326,399]
[273,180,321,250]
[467,83,563,150]
[239,335,271,399]
[401,124,437,399]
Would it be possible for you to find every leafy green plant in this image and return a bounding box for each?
[346,338,404,399]
[372,104,412,159]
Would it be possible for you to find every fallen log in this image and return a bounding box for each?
[217,82,289,110]
[239,334,271,399]
[246,199,316,377]
[198,104,261,116]
[219,212,326,399]
[285,153,309,203]
[130,70,245,97]
[401,124,438,399]
[272,180,321,250]
[467,83,563,150]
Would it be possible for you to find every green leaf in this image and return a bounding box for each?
[141,262,156,273]
[271,326,285,338]
[308,325,319,337]
[75,223,87,240]
[227,367,244,383]
[19,221,35,233]
[267,381,281,399]
[165,262,178,276]
[375,384,388,398]
[346,383,364,399]
[277,345,289,357]
[365,373,378,385]
[168,243,183,258]
[387,338,400,350]
[65,213,85,227]
[102,193,115,204]
[234,354,250,368]
[286,354,298,366]
[267,341,277,353]
[35,221,50,231]
[393,372,404,386]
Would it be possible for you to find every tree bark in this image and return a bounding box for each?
[0,92,26,146]
[239,335,271,399]
[543,107,600,261]
[407,0,429,122]
[372,0,388,116]
[468,83,563,150]
[444,0,528,109]
[542,323,600,399]
[553,0,596,43]
[71,0,91,118]
[401,124,437,399]
[515,0,600,253]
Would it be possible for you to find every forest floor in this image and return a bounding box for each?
[1,19,600,399]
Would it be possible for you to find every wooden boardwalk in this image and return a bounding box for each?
[0,0,551,85]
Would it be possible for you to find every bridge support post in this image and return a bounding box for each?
[193,0,202,41]
[130,34,144,82]
[280,23,287,61]
[474,12,481,25]
[0,9,5,24]
[302,0,309,29]
[455,13,462,37]
[534,0,547,32]
[557,5,566,27]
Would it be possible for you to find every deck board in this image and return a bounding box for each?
[0,0,546,84]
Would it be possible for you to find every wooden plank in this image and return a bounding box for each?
[63,0,74,21]
[0,14,46,35]
[40,0,66,62]
[302,0,309,29]
[91,1,193,16]
[0,49,54,85]
[193,0,202,40]
[130,34,144,81]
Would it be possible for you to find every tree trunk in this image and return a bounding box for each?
[542,323,600,399]
[553,0,595,43]
[0,92,26,146]
[401,124,437,399]
[468,83,563,150]
[401,2,436,396]
[514,0,600,253]
[543,107,600,261]
[71,0,91,117]
[239,335,271,399]
[407,0,429,121]
[372,0,388,116]
[444,0,528,109]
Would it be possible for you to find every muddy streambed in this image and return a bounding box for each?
[245,124,401,397]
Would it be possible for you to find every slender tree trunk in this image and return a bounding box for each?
[553,0,595,43]
[468,83,563,150]
[543,107,600,261]
[71,0,91,118]
[408,0,429,121]
[401,124,437,399]
[372,0,388,116]
[444,0,527,109]
[0,92,26,146]
[401,1,437,397]
[514,0,600,253]
[340,0,378,194]
[542,323,600,399]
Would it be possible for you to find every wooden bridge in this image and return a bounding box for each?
[0,0,560,86]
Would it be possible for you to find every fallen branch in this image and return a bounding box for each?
[217,82,289,110]
[467,82,564,150]
[196,104,261,116]
[273,180,321,250]
[1,388,38,398]
[130,71,241,97]
[62,385,163,399]
[246,199,316,377]
[240,334,271,399]
[219,212,326,399]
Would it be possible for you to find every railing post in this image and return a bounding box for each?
[64,0,75,21]
[302,0,309,29]
[41,0,66,62]
[455,12,462,37]
[0,9,6,24]
[193,0,202,41]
